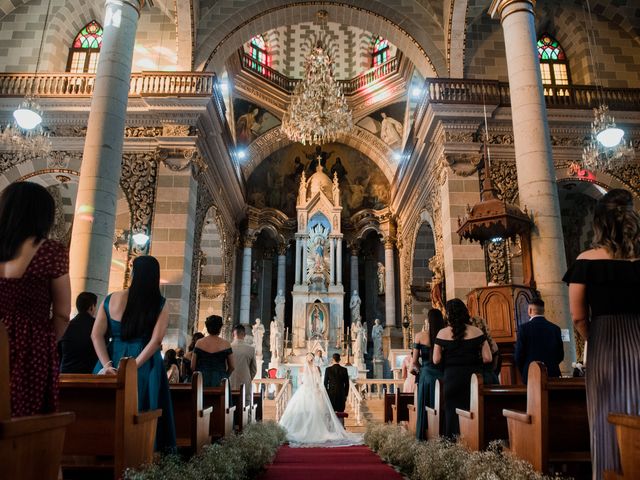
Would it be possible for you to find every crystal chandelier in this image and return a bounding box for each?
[281,11,352,145]
[582,104,634,170]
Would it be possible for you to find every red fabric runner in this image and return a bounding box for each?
[260,445,403,480]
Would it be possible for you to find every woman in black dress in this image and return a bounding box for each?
[563,189,640,480]
[191,315,234,387]
[433,299,492,438]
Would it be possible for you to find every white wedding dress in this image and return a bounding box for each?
[278,360,363,447]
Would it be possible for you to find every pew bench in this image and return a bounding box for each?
[503,362,590,476]
[605,414,640,480]
[203,379,235,440]
[253,388,264,423]
[170,372,212,454]
[391,391,414,425]
[383,392,395,423]
[59,358,162,479]
[0,323,76,480]
[425,379,445,440]
[456,374,527,451]
[406,390,418,436]
[231,385,251,432]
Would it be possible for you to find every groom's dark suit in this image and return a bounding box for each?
[324,362,350,412]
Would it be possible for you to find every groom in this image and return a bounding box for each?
[324,353,350,413]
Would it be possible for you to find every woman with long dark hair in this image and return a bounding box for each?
[564,188,640,480]
[92,255,176,451]
[412,308,445,440]
[433,299,492,438]
[0,182,71,417]
[191,315,234,387]
[164,348,180,384]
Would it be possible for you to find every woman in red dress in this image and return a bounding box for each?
[0,182,71,417]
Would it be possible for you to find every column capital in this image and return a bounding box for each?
[384,238,396,249]
[243,237,254,249]
[277,243,288,256]
[489,0,535,21]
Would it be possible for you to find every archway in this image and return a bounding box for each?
[410,221,437,332]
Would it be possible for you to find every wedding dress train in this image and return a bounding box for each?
[278,358,363,447]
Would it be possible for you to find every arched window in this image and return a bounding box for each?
[537,33,570,95]
[372,36,390,67]
[67,21,103,73]
[248,35,269,73]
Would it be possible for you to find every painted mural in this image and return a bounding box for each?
[233,98,281,146]
[247,143,390,218]
[357,101,406,150]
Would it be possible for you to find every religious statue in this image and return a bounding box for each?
[274,290,286,324]
[252,318,265,356]
[298,171,307,205]
[428,254,445,311]
[309,304,325,337]
[380,112,404,149]
[236,107,260,145]
[350,290,362,323]
[269,317,282,359]
[377,262,385,295]
[332,172,340,206]
[352,319,367,364]
[372,319,384,359]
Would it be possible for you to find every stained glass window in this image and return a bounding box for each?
[372,37,389,67]
[248,35,269,73]
[67,21,103,73]
[537,33,570,96]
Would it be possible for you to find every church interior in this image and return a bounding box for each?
[1,0,639,479]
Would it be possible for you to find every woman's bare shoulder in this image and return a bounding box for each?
[436,326,452,339]
[577,248,612,260]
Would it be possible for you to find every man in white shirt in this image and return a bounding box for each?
[314,349,327,368]
[229,325,257,403]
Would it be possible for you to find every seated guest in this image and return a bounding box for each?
[91,255,176,452]
[514,298,563,384]
[192,315,235,388]
[470,316,501,385]
[175,347,185,381]
[59,291,99,373]
[183,332,204,381]
[433,299,492,438]
[164,348,180,384]
[229,325,257,403]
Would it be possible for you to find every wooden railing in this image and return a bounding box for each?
[240,51,401,95]
[274,379,292,422]
[0,71,217,98]
[354,379,404,399]
[347,379,363,425]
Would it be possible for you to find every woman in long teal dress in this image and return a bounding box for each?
[191,315,234,388]
[412,308,445,440]
[91,255,176,453]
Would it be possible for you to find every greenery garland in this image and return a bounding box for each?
[364,423,559,480]
[124,421,287,480]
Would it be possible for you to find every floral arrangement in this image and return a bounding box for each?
[364,423,560,480]
[124,421,287,480]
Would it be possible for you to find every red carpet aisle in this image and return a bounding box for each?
[260,445,404,480]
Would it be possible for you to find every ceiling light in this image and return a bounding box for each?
[132,232,150,246]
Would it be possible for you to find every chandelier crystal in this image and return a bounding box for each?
[281,28,352,145]
[582,104,634,171]
[0,119,52,160]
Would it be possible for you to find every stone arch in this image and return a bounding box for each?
[246,126,397,184]
[198,205,227,331]
[195,1,444,78]
[555,165,640,209]
[406,210,437,330]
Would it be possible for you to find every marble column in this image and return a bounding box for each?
[384,240,396,326]
[350,248,359,294]
[489,0,574,370]
[69,0,145,300]
[336,238,343,285]
[239,240,253,325]
[277,246,286,294]
[329,237,336,285]
[295,237,302,285]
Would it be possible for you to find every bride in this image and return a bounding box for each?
[279,352,363,447]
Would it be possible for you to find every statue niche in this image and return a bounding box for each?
[306,223,330,292]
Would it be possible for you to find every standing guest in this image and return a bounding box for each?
[470,316,501,385]
[564,188,640,480]
[59,292,99,373]
[514,298,563,384]
[314,348,327,368]
[400,354,416,393]
[192,315,235,388]
[433,299,492,438]
[229,325,257,403]
[91,255,176,452]
[183,332,204,381]
[412,308,445,440]
[0,182,70,417]
[164,349,180,384]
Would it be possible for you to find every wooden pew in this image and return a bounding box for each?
[203,379,236,440]
[253,388,264,422]
[456,374,527,450]
[425,379,445,440]
[169,372,212,454]
[605,414,640,480]
[231,385,251,432]
[383,392,395,423]
[407,390,418,436]
[391,391,414,424]
[503,362,590,474]
[59,358,162,479]
[0,323,75,480]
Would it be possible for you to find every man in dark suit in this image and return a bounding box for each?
[59,292,98,373]
[324,353,350,412]
[515,298,564,383]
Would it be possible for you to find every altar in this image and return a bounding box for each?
[277,363,359,391]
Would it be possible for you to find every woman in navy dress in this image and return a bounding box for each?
[412,308,445,440]
[91,255,176,452]
[191,315,234,388]
[564,189,640,480]
[433,299,492,438]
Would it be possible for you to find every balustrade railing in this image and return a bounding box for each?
[354,379,404,399]
[347,379,363,425]
[0,71,216,98]
[274,379,292,422]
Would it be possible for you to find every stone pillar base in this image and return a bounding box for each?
[373,358,384,379]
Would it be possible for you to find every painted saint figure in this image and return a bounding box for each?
[350,290,362,324]
[372,319,384,359]
[310,305,324,337]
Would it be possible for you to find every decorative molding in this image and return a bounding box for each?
[162,124,195,137]
[489,160,519,204]
[486,239,510,285]
[441,152,483,177]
